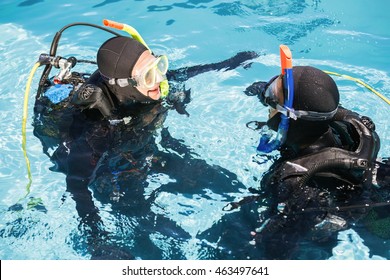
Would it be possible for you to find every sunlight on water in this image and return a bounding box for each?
[330,229,386,260]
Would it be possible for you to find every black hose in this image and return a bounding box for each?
[298,158,356,188]
[37,22,122,97]
[301,200,390,214]
[49,22,121,56]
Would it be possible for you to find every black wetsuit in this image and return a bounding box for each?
[252,107,383,258]
[32,51,259,259]
[198,106,389,260]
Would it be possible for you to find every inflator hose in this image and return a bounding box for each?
[298,158,359,188]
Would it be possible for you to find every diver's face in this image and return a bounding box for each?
[132,50,163,100]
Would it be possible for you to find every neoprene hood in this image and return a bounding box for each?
[97,36,154,103]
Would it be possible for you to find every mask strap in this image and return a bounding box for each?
[99,71,138,88]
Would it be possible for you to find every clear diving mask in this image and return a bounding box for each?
[133,55,169,89]
[108,55,169,89]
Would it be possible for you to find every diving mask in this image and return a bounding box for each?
[108,55,169,90]
[260,75,282,109]
[260,74,337,121]
[133,55,169,89]
[260,74,298,120]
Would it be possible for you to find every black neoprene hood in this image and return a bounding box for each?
[291,66,339,113]
[97,36,154,104]
[267,66,340,140]
[97,36,147,79]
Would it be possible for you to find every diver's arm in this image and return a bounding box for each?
[153,127,246,196]
[256,164,326,239]
[166,51,259,83]
[66,176,102,227]
[165,51,259,115]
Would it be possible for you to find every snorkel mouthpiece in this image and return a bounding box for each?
[159,79,169,99]
[257,120,288,153]
[257,45,294,153]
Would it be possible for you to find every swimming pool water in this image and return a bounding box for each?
[0,0,389,260]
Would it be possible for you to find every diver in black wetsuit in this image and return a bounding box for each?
[198,64,390,260]
[32,22,258,259]
[244,65,389,259]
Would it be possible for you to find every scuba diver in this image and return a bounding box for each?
[244,45,390,259]
[30,20,259,259]
[198,45,390,260]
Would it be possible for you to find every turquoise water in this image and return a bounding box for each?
[0,0,389,260]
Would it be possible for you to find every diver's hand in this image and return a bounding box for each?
[166,86,191,116]
[244,81,267,97]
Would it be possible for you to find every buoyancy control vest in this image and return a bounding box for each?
[277,107,380,190]
[70,70,115,118]
[36,68,114,116]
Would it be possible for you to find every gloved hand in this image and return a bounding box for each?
[244,81,267,97]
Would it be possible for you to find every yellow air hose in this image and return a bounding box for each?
[22,61,41,196]
[324,70,390,106]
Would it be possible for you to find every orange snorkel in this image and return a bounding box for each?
[280,45,294,110]
[257,45,294,153]
[103,19,150,50]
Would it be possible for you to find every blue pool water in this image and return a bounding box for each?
[0,0,389,260]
